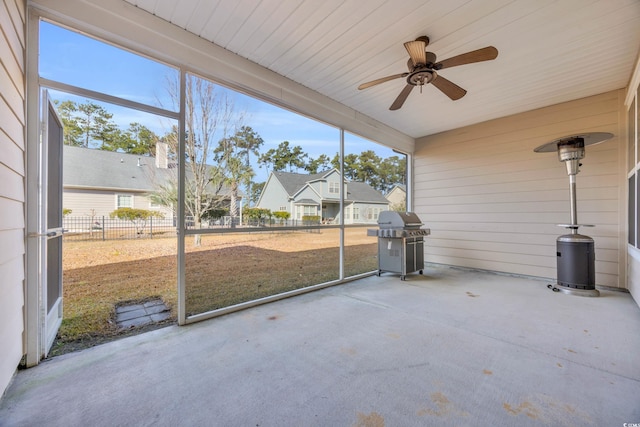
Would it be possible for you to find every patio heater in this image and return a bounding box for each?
[533,132,613,297]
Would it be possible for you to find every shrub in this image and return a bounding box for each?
[302,215,321,224]
[110,208,164,236]
[273,211,290,224]
[243,207,272,221]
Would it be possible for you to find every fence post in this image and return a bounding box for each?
[102,216,105,241]
[150,216,153,239]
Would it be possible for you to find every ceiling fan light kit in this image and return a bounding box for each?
[358,35,498,110]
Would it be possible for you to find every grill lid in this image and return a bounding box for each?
[377,211,423,229]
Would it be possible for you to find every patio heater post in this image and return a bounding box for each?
[534,132,613,297]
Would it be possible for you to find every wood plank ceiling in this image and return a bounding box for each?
[123,0,640,139]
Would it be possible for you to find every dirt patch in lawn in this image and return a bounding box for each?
[54,228,377,356]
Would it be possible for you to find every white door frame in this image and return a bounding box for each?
[24,88,64,365]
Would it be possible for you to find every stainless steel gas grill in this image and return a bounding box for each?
[367,211,431,280]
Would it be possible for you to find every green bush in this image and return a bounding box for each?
[302,215,321,224]
[110,208,163,236]
[202,208,228,220]
[243,207,272,221]
[273,211,290,224]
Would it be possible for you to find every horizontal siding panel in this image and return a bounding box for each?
[0,164,24,202]
[419,200,617,215]
[414,92,622,286]
[425,246,555,268]
[0,30,24,90]
[0,64,24,122]
[14,0,25,22]
[0,197,24,230]
[0,229,24,267]
[0,95,23,144]
[0,129,24,174]
[414,174,618,198]
[595,273,619,288]
[414,147,618,179]
[415,92,619,152]
[414,116,618,167]
[428,231,619,251]
[63,190,118,218]
[414,131,618,179]
[427,256,557,279]
[63,189,159,218]
[421,211,619,226]
[415,161,618,190]
[427,239,554,258]
[427,221,590,236]
[415,187,617,206]
[0,1,23,57]
[0,256,24,303]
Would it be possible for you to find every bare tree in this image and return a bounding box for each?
[155,74,244,246]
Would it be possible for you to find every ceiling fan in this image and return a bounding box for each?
[357,36,498,110]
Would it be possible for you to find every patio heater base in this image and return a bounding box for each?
[554,234,599,297]
[552,284,600,297]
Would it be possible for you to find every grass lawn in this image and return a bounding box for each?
[56,228,377,355]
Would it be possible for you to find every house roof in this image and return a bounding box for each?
[272,170,329,196]
[387,184,406,195]
[294,199,320,206]
[63,146,242,197]
[63,146,164,191]
[344,182,388,204]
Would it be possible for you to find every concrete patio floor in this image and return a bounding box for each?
[1,265,639,426]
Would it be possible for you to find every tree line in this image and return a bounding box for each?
[55,100,161,155]
[57,99,406,195]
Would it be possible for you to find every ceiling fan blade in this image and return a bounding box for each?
[431,75,467,100]
[390,84,414,110]
[358,73,408,90]
[404,40,427,67]
[435,46,498,70]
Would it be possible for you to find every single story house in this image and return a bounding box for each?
[256,169,389,224]
[63,145,174,219]
[63,143,243,226]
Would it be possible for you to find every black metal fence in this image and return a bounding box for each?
[62,216,177,241]
[62,216,323,241]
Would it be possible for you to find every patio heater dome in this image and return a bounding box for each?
[534,132,613,297]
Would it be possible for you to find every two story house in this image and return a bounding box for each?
[256,169,389,224]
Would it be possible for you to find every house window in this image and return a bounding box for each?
[117,194,133,208]
[329,182,340,194]
[353,207,359,220]
[303,205,316,216]
[279,206,287,211]
[345,207,350,219]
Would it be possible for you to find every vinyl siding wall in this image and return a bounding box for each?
[626,58,640,308]
[64,189,172,219]
[0,0,26,397]
[414,90,625,288]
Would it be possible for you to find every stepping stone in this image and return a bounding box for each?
[116,298,170,329]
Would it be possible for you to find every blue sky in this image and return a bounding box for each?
[39,21,398,182]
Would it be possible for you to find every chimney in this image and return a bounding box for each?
[155,142,168,169]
